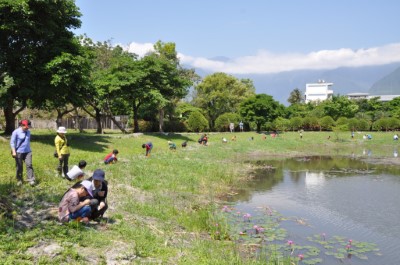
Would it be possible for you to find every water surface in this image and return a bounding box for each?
[230,156,400,264]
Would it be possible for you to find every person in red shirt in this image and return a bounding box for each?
[142,142,153,157]
[104,149,119,164]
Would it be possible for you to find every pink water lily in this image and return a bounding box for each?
[346,244,352,252]
[298,254,304,260]
[287,240,293,245]
[243,213,251,221]
[222,205,231,212]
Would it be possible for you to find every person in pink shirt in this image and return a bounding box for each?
[58,180,93,224]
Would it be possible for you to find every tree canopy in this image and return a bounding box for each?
[0,0,82,134]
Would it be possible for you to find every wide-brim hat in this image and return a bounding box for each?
[81,180,93,197]
[57,126,67,134]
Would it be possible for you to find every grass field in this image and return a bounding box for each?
[0,130,398,264]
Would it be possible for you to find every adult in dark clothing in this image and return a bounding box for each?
[82,169,108,220]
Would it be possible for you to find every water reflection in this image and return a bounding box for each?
[233,156,400,265]
[304,171,325,187]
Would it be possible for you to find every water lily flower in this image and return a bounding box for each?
[222,205,230,212]
[321,233,326,240]
[348,239,352,245]
[346,244,352,252]
[243,213,251,221]
[298,254,304,260]
[287,240,293,245]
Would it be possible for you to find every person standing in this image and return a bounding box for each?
[55,126,70,177]
[229,122,235,133]
[10,120,36,186]
[239,121,244,132]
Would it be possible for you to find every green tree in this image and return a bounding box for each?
[149,41,196,132]
[274,117,290,131]
[321,95,359,120]
[319,116,335,131]
[193,73,255,129]
[175,102,203,121]
[289,117,303,131]
[187,111,209,132]
[0,0,82,134]
[239,94,283,132]
[214,112,241,132]
[287,88,303,105]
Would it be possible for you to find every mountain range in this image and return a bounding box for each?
[192,61,400,105]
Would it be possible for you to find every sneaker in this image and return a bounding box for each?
[17,180,23,186]
[29,181,36,187]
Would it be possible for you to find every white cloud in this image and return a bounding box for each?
[126,42,400,74]
[119,42,155,57]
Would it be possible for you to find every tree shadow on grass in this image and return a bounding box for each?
[140,132,200,145]
[31,133,113,153]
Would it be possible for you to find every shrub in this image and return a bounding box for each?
[214,113,241,132]
[163,120,188,132]
[187,111,209,132]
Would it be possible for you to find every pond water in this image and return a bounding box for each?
[229,156,400,265]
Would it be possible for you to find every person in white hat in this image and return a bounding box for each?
[58,180,93,223]
[54,126,70,177]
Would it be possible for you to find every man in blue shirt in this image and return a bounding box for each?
[10,120,36,186]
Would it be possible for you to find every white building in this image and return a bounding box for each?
[347,93,400,102]
[304,80,333,103]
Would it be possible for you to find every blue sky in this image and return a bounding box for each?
[74,0,400,74]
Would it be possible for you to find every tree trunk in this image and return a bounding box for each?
[4,98,25,135]
[158,108,164,133]
[56,110,63,128]
[95,109,103,134]
[132,101,141,133]
[4,100,16,135]
[108,115,127,134]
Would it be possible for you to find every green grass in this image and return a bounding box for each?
[0,130,398,264]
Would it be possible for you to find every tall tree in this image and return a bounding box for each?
[149,41,196,132]
[0,0,82,134]
[288,88,303,105]
[193,73,255,129]
[239,94,284,132]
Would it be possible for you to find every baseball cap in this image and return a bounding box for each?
[81,180,93,197]
[92,169,105,182]
[20,120,31,127]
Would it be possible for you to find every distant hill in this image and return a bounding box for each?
[369,66,400,95]
[186,62,400,105]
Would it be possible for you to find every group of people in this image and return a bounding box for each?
[58,169,108,224]
[10,121,110,224]
[229,121,244,133]
[53,127,109,224]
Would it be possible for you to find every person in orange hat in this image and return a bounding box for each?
[10,120,36,186]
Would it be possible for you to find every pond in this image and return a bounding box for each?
[226,156,400,265]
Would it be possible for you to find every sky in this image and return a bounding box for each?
[74,0,400,75]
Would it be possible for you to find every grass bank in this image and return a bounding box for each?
[0,130,398,264]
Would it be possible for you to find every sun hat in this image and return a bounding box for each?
[92,169,105,181]
[81,180,93,197]
[57,126,67,134]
